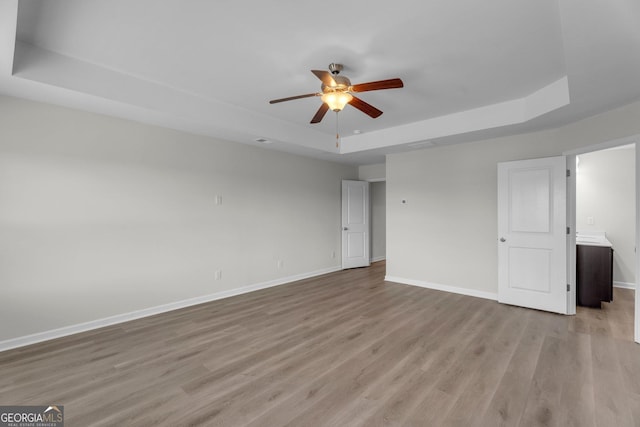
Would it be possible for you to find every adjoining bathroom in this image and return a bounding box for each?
[576,144,635,339]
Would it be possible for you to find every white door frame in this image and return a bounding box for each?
[564,133,640,344]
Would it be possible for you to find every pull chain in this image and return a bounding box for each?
[335,111,340,150]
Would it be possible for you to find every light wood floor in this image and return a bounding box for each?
[1,261,638,426]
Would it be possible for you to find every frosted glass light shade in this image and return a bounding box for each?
[321,92,353,111]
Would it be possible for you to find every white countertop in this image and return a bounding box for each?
[576,231,612,247]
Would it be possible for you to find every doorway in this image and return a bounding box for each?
[574,145,636,339]
[370,181,386,263]
[565,135,640,344]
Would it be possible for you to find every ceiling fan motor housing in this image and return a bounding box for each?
[322,75,351,93]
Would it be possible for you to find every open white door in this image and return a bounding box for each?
[498,156,568,314]
[342,180,370,269]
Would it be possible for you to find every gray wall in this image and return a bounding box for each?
[358,163,385,181]
[0,95,357,342]
[386,100,640,296]
[577,146,636,286]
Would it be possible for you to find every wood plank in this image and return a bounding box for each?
[591,334,635,426]
[518,335,571,427]
[557,333,596,427]
[477,312,561,426]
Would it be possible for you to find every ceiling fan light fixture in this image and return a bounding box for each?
[321,91,353,112]
[269,64,403,123]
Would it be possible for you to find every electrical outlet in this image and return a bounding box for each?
[331,251,336,259]
[214,270,222,280]
[214,195,222,205]
[587,216,594,225]
[277,260,284,269]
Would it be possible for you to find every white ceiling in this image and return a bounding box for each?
[1,0,639,165]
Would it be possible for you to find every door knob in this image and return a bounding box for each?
[343,227,348,231]
[499,237,506,242]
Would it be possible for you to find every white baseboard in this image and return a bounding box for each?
[371,256,386,263]
[385,275,498,301]
[614,281,636,290]
[0,266,342,353]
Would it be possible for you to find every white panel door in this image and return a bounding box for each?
[498,156,567,314]
[342,180,370,269]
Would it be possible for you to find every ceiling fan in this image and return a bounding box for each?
[269,63,404,124]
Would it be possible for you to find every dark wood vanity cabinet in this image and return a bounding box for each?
[576,244,613,308]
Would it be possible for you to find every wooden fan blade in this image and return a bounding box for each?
[310,103,330,124]
[351,78,404,92]
[311,70,337,87]
[269,93,318,104]
[349,96,383,118]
